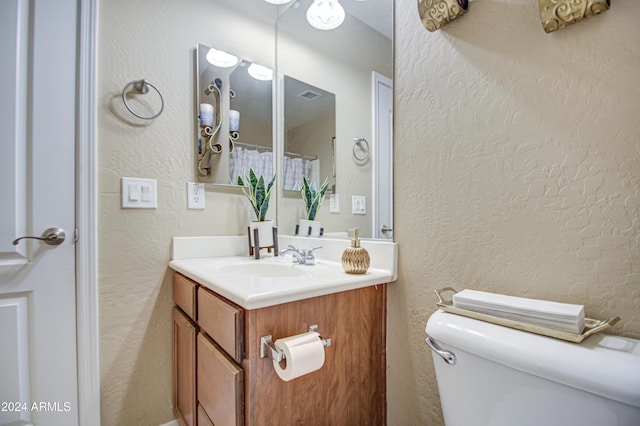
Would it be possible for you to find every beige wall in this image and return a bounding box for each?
[389,0,640,424]
[98,0,639,424]
[98,1,275,424]
[275,30,390,237]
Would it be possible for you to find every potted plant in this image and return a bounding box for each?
[299,176,329,236]
[237,168,277,250]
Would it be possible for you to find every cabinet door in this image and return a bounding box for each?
[197,333,244,426]
[173,308,197,426]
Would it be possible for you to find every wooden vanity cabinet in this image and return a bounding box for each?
[173,272,387,426]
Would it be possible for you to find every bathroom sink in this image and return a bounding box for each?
[218,262,308,278]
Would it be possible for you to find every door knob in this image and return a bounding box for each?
[12,227,66,246]
[381,225,393,234]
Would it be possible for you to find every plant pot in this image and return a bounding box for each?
[249,220,275,248]
[299,219,322,237]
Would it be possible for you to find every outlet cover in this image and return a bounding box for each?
[187,182,205,209]
[122,177,157,209]
[352,195,366,215]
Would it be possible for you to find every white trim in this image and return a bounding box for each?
[371,72,394,240]
[76,0,101,424]
[158,421,179,426]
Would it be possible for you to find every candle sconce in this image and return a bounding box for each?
[418,0,469,32]
[539,0,610,33]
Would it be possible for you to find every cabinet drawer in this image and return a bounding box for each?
[198,287,244,362]
[173,273,197,320]
[197,333,244,426]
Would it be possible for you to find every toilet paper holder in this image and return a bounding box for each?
[260,324,331,362]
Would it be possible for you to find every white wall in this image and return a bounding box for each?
[389,0,640,424]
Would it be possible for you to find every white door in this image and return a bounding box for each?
[372,72,393,240]
[0,0,79,425]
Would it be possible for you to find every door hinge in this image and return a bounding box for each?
[74,227,79,243]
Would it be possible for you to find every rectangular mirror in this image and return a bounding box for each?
[276,0,393,239]
[196,43,274,185]
[282,75,336,192]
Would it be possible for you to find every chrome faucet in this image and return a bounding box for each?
[280,245,322,265]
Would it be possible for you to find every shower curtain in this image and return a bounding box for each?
[230,146,316,190]
[283,156,314,191]
[230,147,274,184]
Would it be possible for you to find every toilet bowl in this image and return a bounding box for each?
[426,310,640,426]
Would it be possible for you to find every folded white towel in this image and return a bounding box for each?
[453,289,585,334]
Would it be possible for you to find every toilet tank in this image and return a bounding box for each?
[426,310,640,426]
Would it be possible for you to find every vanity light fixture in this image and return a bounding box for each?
[248,63,273,81]
[205,48,239,68]
[306,0,345,30]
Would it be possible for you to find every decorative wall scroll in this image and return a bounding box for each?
[418,0,469,32]
[539,0,610,33]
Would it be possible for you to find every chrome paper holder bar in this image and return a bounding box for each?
[260,324,331,362]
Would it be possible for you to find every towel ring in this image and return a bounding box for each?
[122,79,164,120]
[352,137,369,162]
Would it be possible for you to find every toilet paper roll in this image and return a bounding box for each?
[273,331,325,382]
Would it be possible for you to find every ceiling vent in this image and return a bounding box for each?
[297,90,322,101]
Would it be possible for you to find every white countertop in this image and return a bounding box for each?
[169,235,398,310]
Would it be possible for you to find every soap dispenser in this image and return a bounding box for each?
[341,228,370,274]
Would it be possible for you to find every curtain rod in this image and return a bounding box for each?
[234,141,318,161]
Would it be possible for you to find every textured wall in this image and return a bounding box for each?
[97,1,275,424]
[389,0,640,424]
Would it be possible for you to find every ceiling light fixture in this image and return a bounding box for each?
[306,0,345,30]
[205,48,239,68]
[263,0,292,4]
[248,63,273,81]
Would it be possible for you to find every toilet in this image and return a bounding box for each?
[426,310,640,426]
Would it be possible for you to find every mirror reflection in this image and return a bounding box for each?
[196,43,274,184]
[276,0,393,239]
[282,76,336,192]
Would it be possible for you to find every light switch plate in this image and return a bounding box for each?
[352,195,366,215]
[330,194,340,213]
[122,177,157,209]
[187,182,205,209]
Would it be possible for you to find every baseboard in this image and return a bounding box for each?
[159,420,178,426]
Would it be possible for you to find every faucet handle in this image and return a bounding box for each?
[307,246,323,254]
[302,246,322,265]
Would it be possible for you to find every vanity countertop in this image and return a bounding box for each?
[169,235,398,310]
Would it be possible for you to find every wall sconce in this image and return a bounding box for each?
[539,0,610,33]
[307,0,346,30]
[418,0,469,32]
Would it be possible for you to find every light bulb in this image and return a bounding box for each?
[306,0,345,30]
[205,48,239,68]
[248,63,273,81]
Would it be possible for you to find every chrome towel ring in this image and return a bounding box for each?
[352,137,369,162]
[122,79,164,120]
